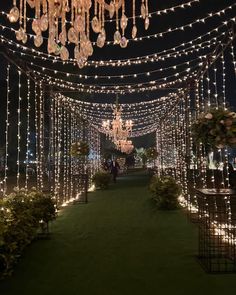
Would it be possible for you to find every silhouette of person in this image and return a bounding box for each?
[110,159,120,183]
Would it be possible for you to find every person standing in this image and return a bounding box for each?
[110,159,120,183]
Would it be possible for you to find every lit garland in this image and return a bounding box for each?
[4,2,234,53]
[1,20,232,68]
[25,54,208,81]
[0,0,200,24]
[53,92,182,136]
[7,0,151,67]
[32,67,198,94]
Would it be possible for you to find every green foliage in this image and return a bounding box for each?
[92,171,111,189]
[149,176,181,210]
[146,147,159,160]
[135,148,147,166]
[0,189,56,278]
[192,108,236,149]
[71,141,90,157]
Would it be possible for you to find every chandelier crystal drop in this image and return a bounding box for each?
[116,139,134,154]
[102,101,133,146]
[8,0,150,68]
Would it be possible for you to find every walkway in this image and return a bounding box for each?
[0,172,236,295]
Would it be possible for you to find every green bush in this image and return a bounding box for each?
[0,189,56,278]
[92,171,111,189]
[149,175,181,210]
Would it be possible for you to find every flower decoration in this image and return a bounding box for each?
[71,141,90,157]
[192,108,236,149]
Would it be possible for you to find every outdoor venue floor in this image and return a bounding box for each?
[0,171,236,295]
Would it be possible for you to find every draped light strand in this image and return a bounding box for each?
[1,20,231,68]
[7,0,151,67]
[26,54,208,81]
[0,0,200,24]
[5,2,234,67]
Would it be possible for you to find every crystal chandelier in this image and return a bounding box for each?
[102,101,133,144]
[8,0,150,68]
[116,139,134,154]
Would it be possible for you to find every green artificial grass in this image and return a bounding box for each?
[0,172,236,295]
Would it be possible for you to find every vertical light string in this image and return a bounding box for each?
[17,70,22,189]
[25,76,31,191]
[49,95,55,195]
[181,98,187,196]
[58,101,63,203]
[213,62,225,189]
[54,98,59,201]
[199,75,207,188]
[69,112,73,199]
[66,110,70,200]
[221,52,230,188]
[62,106,66,202]
[55,98,60,202]
[39,81,44,190]
[229,33,236,78]
[187,85,196,208]
[206,68,211,108]
[97,130,101,171]
[55,98,59,202]
[34,82,39,189]
[221,52,227,110]
[193,81,200,190]
[72,115,76,198]
[3,64,10,195]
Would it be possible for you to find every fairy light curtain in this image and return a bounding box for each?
[155,32,236,204]
[0,63,101,205]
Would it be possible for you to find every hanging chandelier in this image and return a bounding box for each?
[116,139,134,154]
[102,101,133,143]
[8,0,150,68]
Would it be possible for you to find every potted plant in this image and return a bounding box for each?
[92,171,111,189]
[149,175,181,210]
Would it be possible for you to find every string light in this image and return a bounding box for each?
[17,70,22,189]
[26,54,209,81]
[3,64,10,195]
[3,2,234,51]
[0,0,200,24]
[1,17,234,70]
[34,82,39,189]
[25,76,31,191]
[39,81,44,190]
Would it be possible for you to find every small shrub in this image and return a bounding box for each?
[149,175,181,210]
[92,171,111,189]
[0,189,56,279]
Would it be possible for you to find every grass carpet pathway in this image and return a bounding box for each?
[0,172,236,295]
